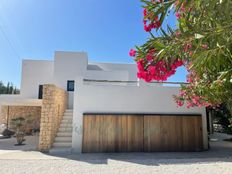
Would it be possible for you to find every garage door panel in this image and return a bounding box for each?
[115,116,128,152]
[82,115,101,153]
[182,116,203,151]
[144,116,161,152]
[83,115,144,152]
[83,114,203,152]
[127,115,144,152]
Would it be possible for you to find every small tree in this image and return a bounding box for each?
[11,117,26,145]
[11,116,33,145]
[131,0,232,115]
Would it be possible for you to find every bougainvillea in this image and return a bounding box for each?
[130,0,232,113]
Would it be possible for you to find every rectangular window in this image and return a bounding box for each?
[67,80,75,91]
[38,85,43,99]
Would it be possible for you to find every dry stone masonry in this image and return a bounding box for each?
[39,84,67,152]
[0,106,41,132]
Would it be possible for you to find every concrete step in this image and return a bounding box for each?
[58,127,72,132]
[64,112,73,115]
[62,119,72,123]
[65,110,73,113]
[60,123,72,127]
[61,119,73,124]
[63,116,73,119]
[59,126,72,130]
[62,117,73,120]
[55,136,72,142]
[53,142,72,148]
[57,132,72,137]
[49,147,72,155]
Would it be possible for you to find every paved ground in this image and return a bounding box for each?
[0,135,39,151]
[0,133,231,174]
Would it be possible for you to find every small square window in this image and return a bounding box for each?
[67,80,75,91]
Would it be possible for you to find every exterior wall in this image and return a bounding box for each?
[0,106,41,132]
[87,62,137,81]
[72,78,208,152]
[85,70,129,81]
[18,52,137,110]
[39,84,67,152]
[53,51,88,89]
[53,51,88,108]
[20,60,54,98]
[0,95,42,124]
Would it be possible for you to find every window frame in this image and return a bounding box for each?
[67,80,75,92]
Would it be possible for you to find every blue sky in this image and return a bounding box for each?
[0,0,187,88]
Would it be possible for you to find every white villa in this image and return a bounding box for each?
[0,51,209,153]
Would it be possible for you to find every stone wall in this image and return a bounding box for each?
[39,84,67,152]
[0,106,41,132]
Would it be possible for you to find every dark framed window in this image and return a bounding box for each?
[38,85,43,99]
[67,80,75,91]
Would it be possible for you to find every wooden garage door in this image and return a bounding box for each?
[144,115,203,152]
[82,115,143,153]
[83,114,203,152]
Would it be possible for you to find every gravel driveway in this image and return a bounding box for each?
[0,133,231,174]
[0,156,232,174]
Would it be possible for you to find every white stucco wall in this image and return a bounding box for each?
[85,70,129,81]
[53,51,88,108]
[72,78,208,153]
[87,62,137,81]
[20,60,54,98]
[53,51,88,89]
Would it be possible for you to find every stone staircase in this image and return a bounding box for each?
[49,109,73,154]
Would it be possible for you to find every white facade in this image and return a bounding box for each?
[0,51,208,152]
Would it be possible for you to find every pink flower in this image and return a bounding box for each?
[189,51,193,57]
[146,54,153,61]
[144,24,152,32]
[177,100,184,107]
[129,49,136,57]
[175,31,181,37]
[184,43,192,52]
[202,44,208,49]
[148,66,156,75]
[180,6,186,12]
[175,12,181,19]
[154,16,159,21]
[137,60,144,71]
[179,90,186,96]
[143,9,147,16]
[155,21,161,28]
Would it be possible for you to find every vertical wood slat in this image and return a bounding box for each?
[127,115,144,152]
[144,116,161,152]
[83,115,143,152]
[182,116,203,151]
[144,115,202,152]
[83,114,203,153]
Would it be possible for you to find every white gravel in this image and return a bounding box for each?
[0,133,231,174]
[0,157,232,174]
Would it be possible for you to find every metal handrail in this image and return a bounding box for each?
[83,79,189,85]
